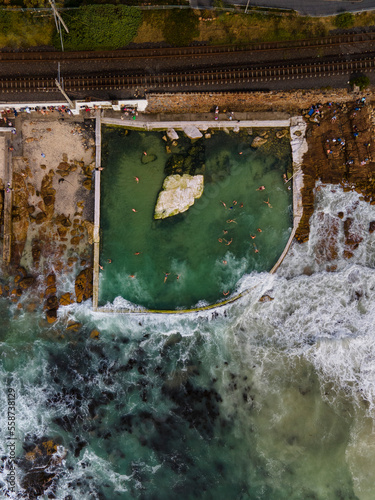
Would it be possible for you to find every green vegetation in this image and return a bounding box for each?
[0,9,53,47]
[334,12,355,29]
[350,75,370,91]
[1,4,375,50]
[54,5,142,50]
[161,9,199,47]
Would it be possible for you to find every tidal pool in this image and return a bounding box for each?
[99,126,292,309]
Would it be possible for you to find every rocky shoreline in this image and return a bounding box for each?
[0,114,96,325]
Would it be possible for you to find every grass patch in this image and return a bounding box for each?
[55,5,142,50]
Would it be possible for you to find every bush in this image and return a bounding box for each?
[334,12,355,29]
[162,9,199,47]
[349,75,370,91]
[56,5,142,50]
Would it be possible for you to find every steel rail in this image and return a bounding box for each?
[1,31,375,63]
[1,56,374,93]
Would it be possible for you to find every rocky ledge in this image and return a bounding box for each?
[154,174,204,219]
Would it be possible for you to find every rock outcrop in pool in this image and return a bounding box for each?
[154,174,204,219]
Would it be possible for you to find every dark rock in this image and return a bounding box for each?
[75,268,93,303]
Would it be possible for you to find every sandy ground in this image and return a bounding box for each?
[11,115,96,277]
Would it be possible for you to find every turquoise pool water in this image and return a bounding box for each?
[99,127,292,309]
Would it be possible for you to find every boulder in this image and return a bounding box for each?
[251,136,268,148]
[19,277,35,290]
[141,154,157,164]
[46,308,57,324]
[75,268,93,303]
[46,273,56,286]
[59,292,73,306]
[167,128,179,141]
[154,174,204,219]
[183,125,203,140]
[276,130,288,139]
[90,329,100,339]
[259,294,274,303]
[66,321,82,332]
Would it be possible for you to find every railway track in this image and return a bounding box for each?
[1,56,374,93]
[1,31,375,63]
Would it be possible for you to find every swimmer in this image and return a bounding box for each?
[134,252,141,256]
[218,238,223,243]
[107,259,112,263]
[264,198,272,208]
[134,176,139,183]
[223,230,228,235]
[223,291,230,296]
[99,264,104,270]
[239,152,243,155]
[256,186,265,191]
[222,260,227,265]
[240,203,243,208]
[250,234,256,239]
[129,274,135,278]
[176,274,180,280]
[132,208,137,212]
[257,228,262,233]
[226,238,233,246]
[253,243,259,253]
[233,200,237,205]
[143,151,147,156]
[164,272,170,283]
[226,219,237,224]
[220,200,227,208]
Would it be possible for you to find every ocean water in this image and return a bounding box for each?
[1,180,375,498]
[99,127,292,309]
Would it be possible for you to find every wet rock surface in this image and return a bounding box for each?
[296,100,375,243]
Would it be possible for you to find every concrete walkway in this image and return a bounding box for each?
[0,128,14,264]
[101,118,291,130]
[92,110,101,310]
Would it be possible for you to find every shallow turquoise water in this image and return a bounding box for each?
[99,127,292,309]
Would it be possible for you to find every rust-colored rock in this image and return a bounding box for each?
[19,277,35,289]
[67,321,82,332]
[45,295,58,310]
[71,236,80,245]
[314,212,339,263]
[369,221,375,233]
[82,178,92,190]
[343,250,354,259]
[45,285,57,296]
[59,292,73,306]
[259,294,274,302]
[43,195,54,207]
[46,308,57,323]
[75,268,93,303]
[46,274,56,287]
[343,217,363,251]
[32,240,41,268]
[35,212,47,224]
[90,329,100,339]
